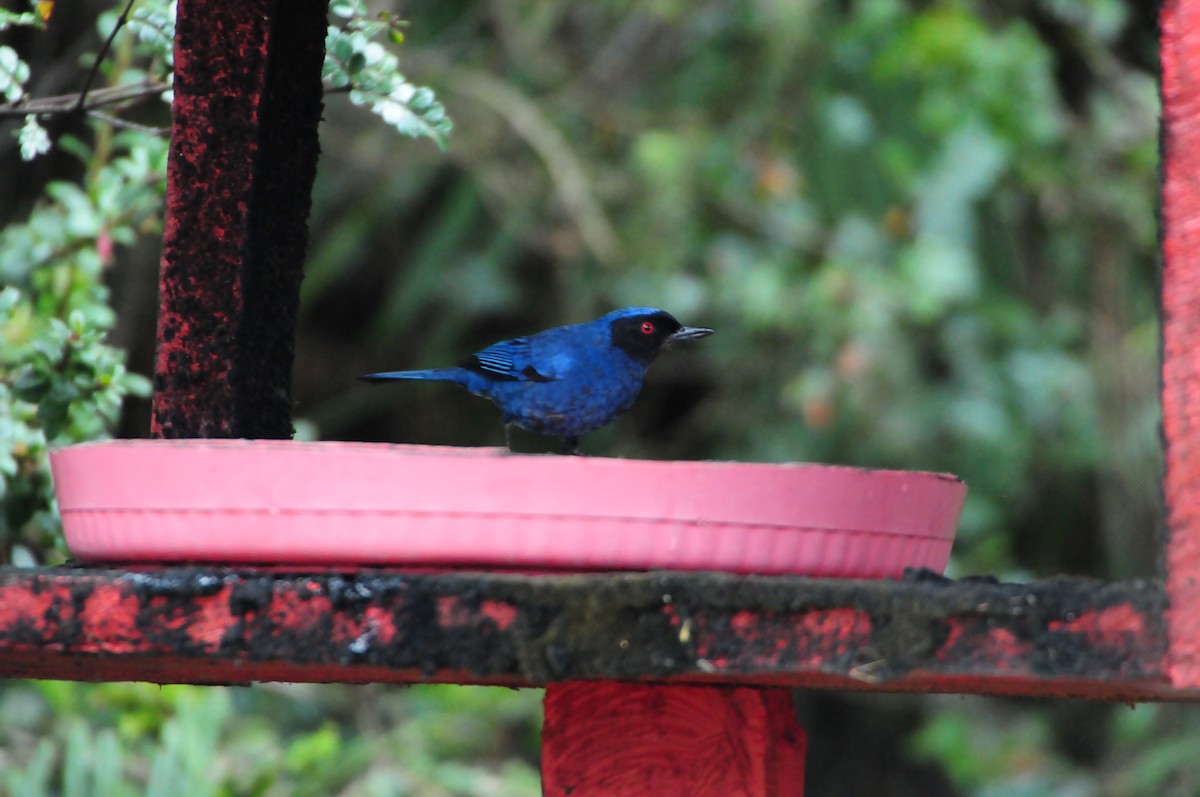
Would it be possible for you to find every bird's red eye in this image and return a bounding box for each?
[641,321,655,335]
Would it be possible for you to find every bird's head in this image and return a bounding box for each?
[606,307,714,362]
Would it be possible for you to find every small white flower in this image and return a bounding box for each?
[18,117,51,161]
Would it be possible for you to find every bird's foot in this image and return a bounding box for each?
[562,435,581,456]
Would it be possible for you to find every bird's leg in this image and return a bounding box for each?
[562,435,581,455]
[504,423,516,453]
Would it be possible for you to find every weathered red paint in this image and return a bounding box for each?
[1048,605,1147,646]
[437,596,518,631]
[1162,0,1200,691]
[480,600,519,630]
[152,0,326,439]
[78,589,142,648]
[686,607,873,671]
[938,626,1032,673]
[0,585,55,631]
[542,683,805,797]
[0,568,1180,700]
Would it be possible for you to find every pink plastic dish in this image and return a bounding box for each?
[50,439,966,577]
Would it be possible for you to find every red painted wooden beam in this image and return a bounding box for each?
[152,0,326,438]
[1162,0,1200,691]
[542,683,806,797]
[0,567,1181,700]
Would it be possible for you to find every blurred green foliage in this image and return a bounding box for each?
[0,0,1177,795]
[0,128,163,563]
[909,700,1200,797]
[0,681,541,796]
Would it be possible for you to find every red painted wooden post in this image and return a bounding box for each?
[542,683,805,797]
[1162,0,1200,689]
[152,0,326,439]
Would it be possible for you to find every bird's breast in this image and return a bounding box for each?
[491,359,647,436]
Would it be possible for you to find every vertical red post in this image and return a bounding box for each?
[152,0,327,439]
[542,683,806,796]
[1162,0,1200,688]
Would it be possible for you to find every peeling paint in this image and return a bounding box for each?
[0,567,1176,699]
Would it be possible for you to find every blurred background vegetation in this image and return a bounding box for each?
[0,0,1186,794]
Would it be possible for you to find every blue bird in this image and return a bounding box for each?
[360,307,714,453]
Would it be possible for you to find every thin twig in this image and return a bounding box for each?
[0,81,170,118]
[1,72,363,131]
[87,110,168,136]
[75,0,140,112]
[452,70,624,267]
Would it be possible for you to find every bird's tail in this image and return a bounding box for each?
[359,368,470,385]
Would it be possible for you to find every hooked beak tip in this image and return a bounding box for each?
[670,326,715,343]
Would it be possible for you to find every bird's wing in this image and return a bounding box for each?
[459,337,558,383]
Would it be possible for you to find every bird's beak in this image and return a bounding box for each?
[667,326,715,345]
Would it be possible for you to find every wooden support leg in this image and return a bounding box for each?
[152,0,327,439]
[542,683,806,797]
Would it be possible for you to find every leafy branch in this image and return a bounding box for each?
[324,0,453,148]
[2,0,453,158]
